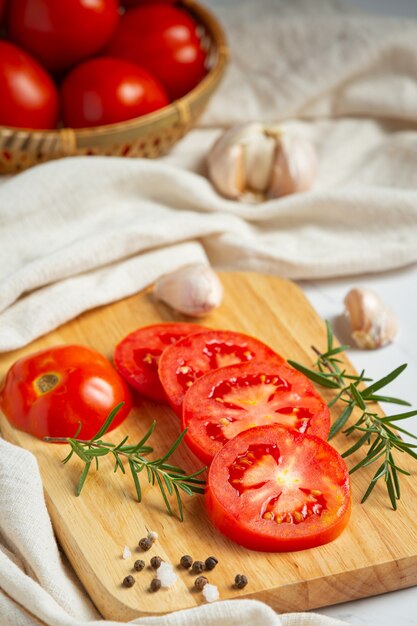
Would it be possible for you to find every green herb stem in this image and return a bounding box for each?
[44,405,206,521]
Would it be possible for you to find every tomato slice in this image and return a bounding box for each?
[114,323,207,403]
[182,360,330,464]
[206,425,351,552]
[158,330,284,415]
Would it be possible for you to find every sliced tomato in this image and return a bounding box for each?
[182,360,330,464]
[114,323,207,403]
[158,330,284,415]
[206,425,351,552]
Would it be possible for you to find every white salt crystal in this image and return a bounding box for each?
[147,530,158,542]
[158,561,178,588]
[202,583,219,603]
[122,546,131,560]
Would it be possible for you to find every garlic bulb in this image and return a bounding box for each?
[207,122,317,202]
[154,264,223,317]
[344,288,398,349]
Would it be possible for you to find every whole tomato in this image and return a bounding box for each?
[8,0,120,72]
[0,345,132,439]
[107,4,207,100]
[0,41,58,129]
[0,0,6,24]
[60,57,169,128]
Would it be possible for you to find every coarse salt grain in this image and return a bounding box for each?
[158,561,178,588]
[202,583,219,603]
[147,530,158,542]
[122,546,131,560]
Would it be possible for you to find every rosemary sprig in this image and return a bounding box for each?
[288,322,417,510]
[44,403,206,521]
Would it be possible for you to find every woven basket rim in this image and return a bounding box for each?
[0,0,229,140]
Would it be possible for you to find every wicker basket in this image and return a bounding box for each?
[0,0,229,174]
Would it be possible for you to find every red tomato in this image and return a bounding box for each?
[183,360,330,464]
[0,345,132,440]
[114,323,207,403]
[0,41,58,129]
[107,4,207,100]
[8,0,120,72]
[60,57,169,128]
[158,330,284,416]
[123,0,176,5]
[206,425,351,552]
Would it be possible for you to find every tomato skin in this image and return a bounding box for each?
[0,0,6,24]
[183,360,330,465]
[0,41,58,129]
[107,4,207,100]
[123,0,176,5]
[60,57,169,128]
[0,345,132,440]
[8,0,120,72]
[114,323,207,403]
[159,330,284,416]
[206,425,351,552]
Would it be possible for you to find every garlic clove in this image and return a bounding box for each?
[154,264,223,318]
[207,122,272,200]
[268,134,317,198]
[208,123,318,202]
[243,131,276,193]
[344,288,398,349]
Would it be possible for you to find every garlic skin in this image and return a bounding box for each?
[154,264,223,317]
[207,122,317,202]
[344,288,398,349]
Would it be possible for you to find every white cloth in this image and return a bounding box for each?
[2,0,417,350]
[1,0,417,623]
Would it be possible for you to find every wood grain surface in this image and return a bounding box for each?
[1,272,416,620]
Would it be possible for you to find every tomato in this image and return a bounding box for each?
[0,41,58,129]
[158,330,284,416]
[60,57,169,128]
[183,360,330,464]
[206,425,351,552]
[8,0,120,72]
[123,0,176,5]
[0,0,6,24]
[0,345,132,440]
[114,323,207,403]
[107,4,207,100]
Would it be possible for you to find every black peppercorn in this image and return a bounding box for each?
[204,556,218,571]
[138,537,152,551]
[180,554,193,569]
[191,560,204,574]
[194,575,208,591]
[133,559,145,572]
[150,578,162,592]
[234,574,248,589]
[150,556,162,570]
[123,575,135,588]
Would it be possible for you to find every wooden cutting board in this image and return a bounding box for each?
[1,272,417,620]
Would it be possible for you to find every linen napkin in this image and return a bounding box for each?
[2,0,417,624]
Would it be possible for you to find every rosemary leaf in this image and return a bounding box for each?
[328,404,354,440]
[287,360,340,388]
[349,383,367,410]
[361,364,408,398]
[90,402,125,441]
[76,461,91,496]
